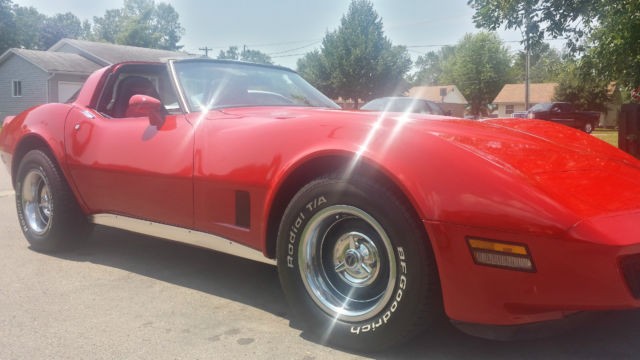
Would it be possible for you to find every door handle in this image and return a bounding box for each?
[74,124,80,131]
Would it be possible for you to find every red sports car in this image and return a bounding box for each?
[2,59,640,351]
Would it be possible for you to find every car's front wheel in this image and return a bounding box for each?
[15,149,92,252]
[277,174,441,351]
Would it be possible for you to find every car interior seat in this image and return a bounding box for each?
[111,76,162,118]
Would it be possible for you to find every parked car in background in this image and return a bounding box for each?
[527,102,600,133]
[360,97,447,115]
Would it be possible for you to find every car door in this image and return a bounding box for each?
[64,87,194,229]
[550,103,576,128]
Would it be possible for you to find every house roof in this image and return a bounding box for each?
[492,83,558,104]
[407,85,468,104]
[0,48,103,74]
[49,38,193,65]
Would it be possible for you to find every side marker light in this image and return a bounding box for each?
[467,237,535,272]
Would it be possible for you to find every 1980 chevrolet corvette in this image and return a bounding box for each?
[2,59,640,351]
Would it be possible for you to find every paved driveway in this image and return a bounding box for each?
[2,166,640,359]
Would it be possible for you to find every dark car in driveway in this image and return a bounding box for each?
[360,97,447,115]
[527,102,600,133]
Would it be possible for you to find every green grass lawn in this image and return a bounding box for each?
[592,129,618,148]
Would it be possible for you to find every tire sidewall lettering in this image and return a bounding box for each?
[286,195,327,269]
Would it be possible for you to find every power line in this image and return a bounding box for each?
[204,38,322,50]
[268,40,321,55]
[270,53,308,58]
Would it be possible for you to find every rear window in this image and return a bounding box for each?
[529,102,552,112]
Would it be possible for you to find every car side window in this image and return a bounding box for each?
[560,103,573,112]
[96,65,180,118]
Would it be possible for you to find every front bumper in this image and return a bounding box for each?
[424,218,640,326]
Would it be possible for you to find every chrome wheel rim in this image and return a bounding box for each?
[21,169,52,235]
[298,205,396,322]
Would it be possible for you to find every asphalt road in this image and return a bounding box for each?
[3,167,640,359]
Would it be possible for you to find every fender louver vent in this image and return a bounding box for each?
[620,255,640,299]
[235,190,250,228]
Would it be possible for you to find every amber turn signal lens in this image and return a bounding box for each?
[467,237,535,272]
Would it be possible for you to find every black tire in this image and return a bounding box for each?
[15,149,92,252]
[277,174,441,352]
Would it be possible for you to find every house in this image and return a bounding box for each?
[492,82,622,127]
[407,85,468,118]
[0,49,102,117]
[492,83,558,118]
[0,38,191,119]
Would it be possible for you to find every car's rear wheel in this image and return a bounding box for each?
[277,174,441,351]
[16,149,92,252]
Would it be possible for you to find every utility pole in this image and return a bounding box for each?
[524,17,531,111]
[525,38,530,111]
[199,46,212,57]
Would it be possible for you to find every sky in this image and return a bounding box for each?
[14,0,554,69]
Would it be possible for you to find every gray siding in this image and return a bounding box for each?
[48,73,89,103]
[0,54,48,118]
[55,43,110,66]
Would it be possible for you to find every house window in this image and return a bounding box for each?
[439,88,448,97]
[12,80,22,97]
[506,104,514,115]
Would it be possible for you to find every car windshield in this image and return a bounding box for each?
[172,60,339,112]
[529,102,553,112]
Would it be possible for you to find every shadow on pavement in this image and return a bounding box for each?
[49,226,640,359]
[53,225,288,319]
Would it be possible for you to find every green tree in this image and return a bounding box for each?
[38,12,83,49]
[412,46,456,86]
[468,0,598,51]
[0,0,17,55]
[296,0,412,107]
[12,5,44,50]
[441,32,512,116]
[553,60,611,112]
[91,9,122,43]
[91,0,184,50]
[154,3,183,50]
[115,5,160,49]
[468,0,640,91]
[216,46,273,65]
[511,42,566,83]
[0,2,89,52]
[585,1,640,90]
[297,50,334,97]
